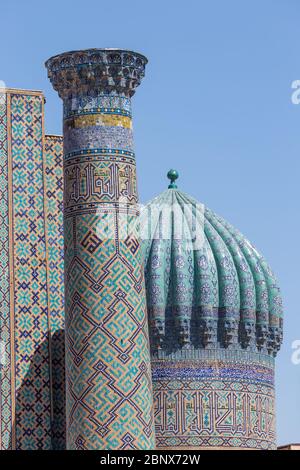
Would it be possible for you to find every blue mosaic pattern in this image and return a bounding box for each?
[44,135,66,450]
[46,49,155,450]
[0,91,12,450]
[152,352,276,450]
[0,91,54,449]
[63,124,134,155]
[64,95,132,118]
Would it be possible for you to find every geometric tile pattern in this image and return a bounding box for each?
[46,49,155,449]
[0,90,11,450]
[0,91,65,450]
[44,135,65,450]
[11,92,53,450]
[0,90,52,449]
[152,352,276,450]
[64,213,155,449]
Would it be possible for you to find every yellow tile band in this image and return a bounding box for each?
[66,113,132,129]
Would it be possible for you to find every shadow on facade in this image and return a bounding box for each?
[9,329,66,450]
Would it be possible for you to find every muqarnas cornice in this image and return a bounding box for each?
[45,49,148,99]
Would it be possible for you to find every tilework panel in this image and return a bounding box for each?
[62,104,155,448]
[0,91,53,449]
[44,135,66,450]
[63,95,132,118]
[0,92,66,450]
[64,125,134,155]
[64,156,137,217]
[46,50,155,450]
[65,114,132,129]
[10,92,52,450]
[152,353,276,450]
[0,91,12,450]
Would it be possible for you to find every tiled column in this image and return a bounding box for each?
[45,49,155,450]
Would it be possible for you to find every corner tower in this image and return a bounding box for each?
[45,49,155,450]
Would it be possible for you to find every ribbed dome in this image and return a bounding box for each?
[142,187,283,357]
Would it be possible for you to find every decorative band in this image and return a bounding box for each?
[152,348,275,366]
[64,114,132,129]
[64,201,140,218]
[64,153,136,167]
[64,148,135,160]
[155,436,276,450]
[152,360,274,386]
[64,108,132,119]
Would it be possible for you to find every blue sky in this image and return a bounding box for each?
[1,0,300,445]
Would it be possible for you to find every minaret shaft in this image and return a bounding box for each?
[46,49,155,450]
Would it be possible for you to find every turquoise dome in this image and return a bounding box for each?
[142,187,283,357]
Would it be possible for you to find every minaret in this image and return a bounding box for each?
[45,49,155,450]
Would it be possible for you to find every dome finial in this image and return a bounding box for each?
[167,169,179,189]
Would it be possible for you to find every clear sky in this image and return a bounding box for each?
[1,0,299,446]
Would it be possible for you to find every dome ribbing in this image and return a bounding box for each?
[143,188,283,357]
